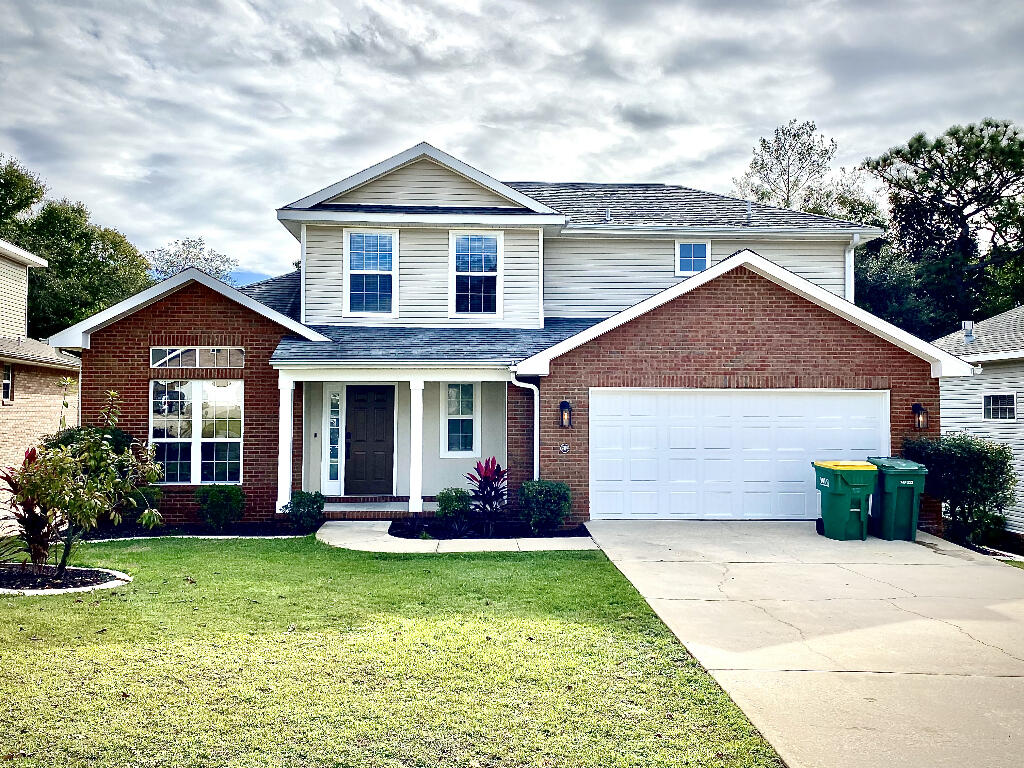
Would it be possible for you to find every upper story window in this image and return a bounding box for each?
[675,241,711,277]
[2,363,12,402]
[983,393,1016,420]
[441,382,480,457]
[151,347,245,369]
[450,232,502,317]
[345,229,398,317]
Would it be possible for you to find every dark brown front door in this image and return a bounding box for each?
[344,385,395,495]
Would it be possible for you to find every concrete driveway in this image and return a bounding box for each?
[587,521,1024,768]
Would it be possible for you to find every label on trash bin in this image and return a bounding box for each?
[819,477,829,488]
[900,480,915,486]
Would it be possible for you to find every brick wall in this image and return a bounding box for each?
[535,267,941,527]
[505,380,537,517]
[81,282,301,525]
[0,364,79,469]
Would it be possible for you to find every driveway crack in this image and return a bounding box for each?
[748,600,841,668]
[887,600,1024,665]
[836,564,918,597]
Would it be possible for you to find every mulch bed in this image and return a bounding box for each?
[389,518,590,540]
[0,564,119,591]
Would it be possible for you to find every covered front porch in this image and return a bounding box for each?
[275,365,527,515]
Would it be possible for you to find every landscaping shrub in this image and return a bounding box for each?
[44,425,135,456]
[195,485,246,531]
[283,490,326,534]
[435,487,472,536]
[519,480,572,534]
[465,457,508,536]
[0,447,60,569]
[902,433,1015,545]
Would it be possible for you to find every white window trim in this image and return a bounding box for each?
[2,362,12,403]
[343,227,400,319]
[439,381,482,458]
[149,379,244,485]
[982,391,1017,421]
[149,346,245,369]
[448,230,504,319]
[674,239,713,277]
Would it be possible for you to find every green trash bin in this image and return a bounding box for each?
[812,461,878,541]
[866,457,928,541]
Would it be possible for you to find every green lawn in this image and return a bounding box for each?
[1,538,782,767]
[1004,559,1024,569]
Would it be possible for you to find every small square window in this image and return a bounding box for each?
[984,394,1016,420]
[676,242,709,275]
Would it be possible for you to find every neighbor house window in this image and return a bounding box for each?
[150,347,244,369]
[450,232,502,316]
[345,229,397,316]
[675,241,711,276]
[151,379,243,483]
[441,382,480,458]
[2,363,12,402]
[983,393,1016,420]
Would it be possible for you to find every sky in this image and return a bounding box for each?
[2,0,1022,281]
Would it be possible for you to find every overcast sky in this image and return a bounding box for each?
[2,0,1022,279]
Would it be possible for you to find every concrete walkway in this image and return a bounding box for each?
[587,520,1024,768]
[315,521,598,552]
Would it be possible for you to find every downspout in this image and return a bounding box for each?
[509,368,540,481]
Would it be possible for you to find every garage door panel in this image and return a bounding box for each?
[590,389,889,520]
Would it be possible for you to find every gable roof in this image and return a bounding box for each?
[932,305,1024,362]
[239,270,301,321]
[49,269,329,349]
[0,238,47,268]
[514,250,975,378]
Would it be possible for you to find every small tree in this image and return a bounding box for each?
[902,433,1015,545]
[733,119,838,210]
[146,236,238,283]
[465,457,508,537]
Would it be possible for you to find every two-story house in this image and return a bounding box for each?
[50,143,973,526]
[0,238,80,469]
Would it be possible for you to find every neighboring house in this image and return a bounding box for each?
[934,311,1024,534]
[0,238,80,470]
[50,143,973,527]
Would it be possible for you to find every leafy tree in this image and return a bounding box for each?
[803,168,887,227]
[147,236,238,283]
[0,154,45,240]
[733,119,838,209]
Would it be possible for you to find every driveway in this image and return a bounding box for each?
[587,521,1024,768]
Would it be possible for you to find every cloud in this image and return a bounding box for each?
[0,0,1021,276]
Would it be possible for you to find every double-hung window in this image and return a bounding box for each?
[345,229,398,317]
[151,379,243,483]
[675,240,711,276]
[441,382,480,458]
[983,393,1016,420]
[2,363,12,402]
[450,232,502,317]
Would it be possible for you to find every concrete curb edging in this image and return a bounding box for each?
[0,566,132,596]
[316,521,599,553]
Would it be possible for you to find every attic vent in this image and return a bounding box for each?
[962,320,975,343]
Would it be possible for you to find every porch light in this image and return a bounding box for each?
[559,400,573,428]
[912,403,928,431]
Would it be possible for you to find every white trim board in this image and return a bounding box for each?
[514,249,977,379]
[0,237,47,268]
[48,268,329,349]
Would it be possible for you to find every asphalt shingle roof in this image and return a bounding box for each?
[0,337,80,369]
[271,319,601,365]
[239,270,301,321]
[933,305,1024,358]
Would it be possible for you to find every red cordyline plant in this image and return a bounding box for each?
[1,448,60,571]
[465,457,508,536]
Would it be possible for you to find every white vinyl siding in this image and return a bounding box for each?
[329,159,523,208]
[0,256,29,337]
[304,226,541,327]
[543,237,849,317]
[940,359,1024,533]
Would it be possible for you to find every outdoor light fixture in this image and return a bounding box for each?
[559,400,573,428]
[912,403,929,430]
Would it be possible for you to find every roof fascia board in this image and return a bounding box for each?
[0,238,47,268]
[559,225,885,239]
[284,142,558,213]
[958,350,1024,363]
[274,364,513,383]
[277,209,565,227]
[514,250,975,378]
[0,354,80,371]
[49,268,329,349]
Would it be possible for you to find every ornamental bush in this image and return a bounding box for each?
[902,433,1015,545]
[283,490,326,534]
[519,480,572,534]
[465,457,508,537]
[435,487,472,536]
[195,485,246,531]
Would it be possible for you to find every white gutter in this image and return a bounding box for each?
[844,233,860,302]
[510,369,540,482]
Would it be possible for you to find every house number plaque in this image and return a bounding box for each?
[559,443,570,454]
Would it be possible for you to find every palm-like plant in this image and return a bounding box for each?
[465,457,508,537]
[0,448,60,571]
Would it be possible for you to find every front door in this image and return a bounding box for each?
[343,385,395,495]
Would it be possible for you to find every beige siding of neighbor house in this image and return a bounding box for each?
[304,225,542,327]
[329,159,524,208]
[0,256,29,337]
[542,237,849,317]
[940,359,1024,534]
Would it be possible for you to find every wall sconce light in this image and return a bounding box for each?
[559,400,573,428]
[912,403,928,430]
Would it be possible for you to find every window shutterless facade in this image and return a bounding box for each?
[983,392,1017,420]
[449,231,503,317]
[2,363,12,402]
[440,382,481,458]
[150,347,244,369]
[675,240,712,276]
[150,379,243,484]
[344,228,398,317]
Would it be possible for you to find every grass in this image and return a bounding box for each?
[0,538,782,767]
[1003,559,1024,569]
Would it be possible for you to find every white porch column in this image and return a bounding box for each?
[408,377,425,514]
[276,373,295,513]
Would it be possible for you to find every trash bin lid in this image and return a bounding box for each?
[867,456,926,472]
[813,461,877,471]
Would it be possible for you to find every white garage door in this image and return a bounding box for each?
[589,389,890,520]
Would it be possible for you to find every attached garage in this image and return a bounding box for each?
[589,388,889,520]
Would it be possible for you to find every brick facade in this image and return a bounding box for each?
[0,364,79,469]
[530,267,942,527]
[81,282,301,526]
